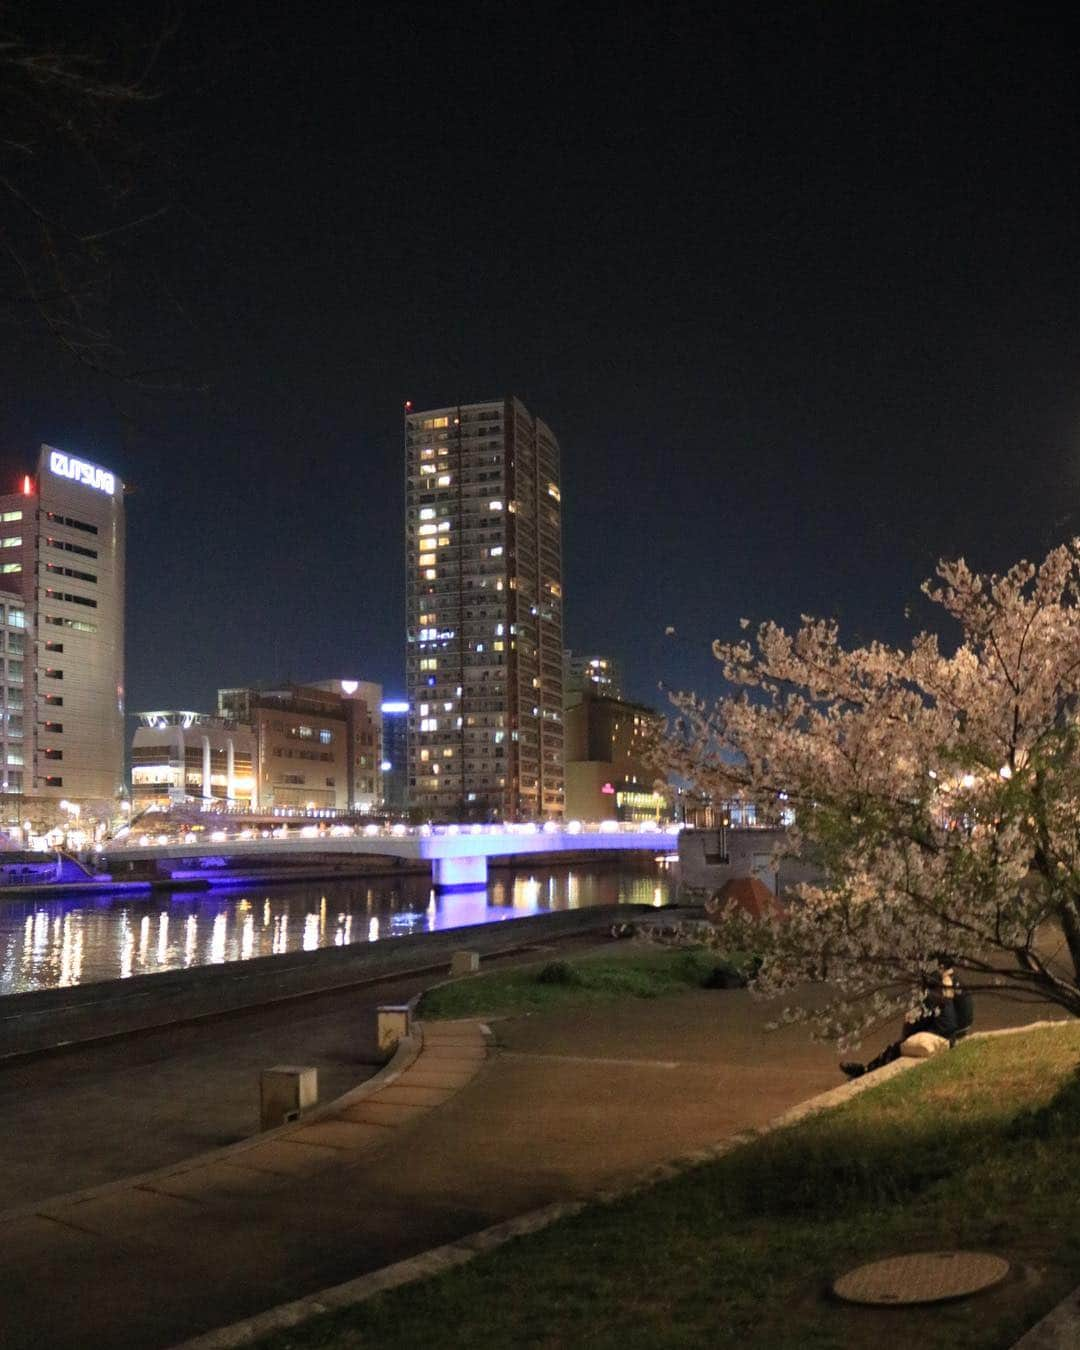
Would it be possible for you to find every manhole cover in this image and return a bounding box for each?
[834,1251,1009,1306]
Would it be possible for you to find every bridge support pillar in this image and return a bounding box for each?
[432,854,488,892]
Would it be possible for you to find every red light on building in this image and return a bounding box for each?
[22,475,33,495]
[404,400,413,410]
[601,782,615,794]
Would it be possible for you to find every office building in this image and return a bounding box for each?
[405,397,564,820]
[307,678,383,810]
[131,711,256,808]
[380,699,408,814]
[0,445,125,809]
[0,595,28,809]
[565,651,622,699]
[217,683,381,811]
[563,686,667,823]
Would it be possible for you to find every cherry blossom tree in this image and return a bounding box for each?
[665,540,1080,1044]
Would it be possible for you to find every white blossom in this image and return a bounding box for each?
[664,540,1080,1044]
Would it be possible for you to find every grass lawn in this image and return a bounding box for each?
[417,944,725,1021]
[257,1022,1080,1350]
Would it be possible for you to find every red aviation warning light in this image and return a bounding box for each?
[404,400,413,411]
[22,475,33,495]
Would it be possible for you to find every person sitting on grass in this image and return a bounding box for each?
[840,958,973,1080]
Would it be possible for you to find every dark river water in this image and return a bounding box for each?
[0,861,677,995]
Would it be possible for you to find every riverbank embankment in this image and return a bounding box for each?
[0,902,674,1061]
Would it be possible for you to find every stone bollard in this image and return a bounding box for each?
[451,949,481,977]
[260,1065,318,1131]
[377,1004,412,1056]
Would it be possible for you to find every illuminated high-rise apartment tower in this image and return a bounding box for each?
[405,397,564,821]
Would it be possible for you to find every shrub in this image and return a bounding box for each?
[536,960,583,987]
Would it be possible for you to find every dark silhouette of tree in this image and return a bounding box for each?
[0,3,186,384]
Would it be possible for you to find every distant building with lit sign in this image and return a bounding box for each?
[563,684,668,823]
[0,444,125,815]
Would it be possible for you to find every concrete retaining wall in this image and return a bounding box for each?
[0,903,664,1060]
[679,828,824,896]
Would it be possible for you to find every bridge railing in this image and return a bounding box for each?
[107,819,687,849]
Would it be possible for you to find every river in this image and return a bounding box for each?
[0,860,677,995]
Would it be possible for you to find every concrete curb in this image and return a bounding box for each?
[167,1016,1078,1350]
[165,1044,924,1349]
[1011,1287,1080,1349]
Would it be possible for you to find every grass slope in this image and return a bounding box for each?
[258,1023,1080,1350]
[417,946,721,1021]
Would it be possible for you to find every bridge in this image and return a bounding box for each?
[101,821,682,890]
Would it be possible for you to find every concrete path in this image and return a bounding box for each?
[0,931,605,1205]
[0,945,1067,1349]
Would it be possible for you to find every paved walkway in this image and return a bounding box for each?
[0,945,1067,1349]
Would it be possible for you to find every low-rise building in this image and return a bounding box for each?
[217,682,381,812]
[131,711,256,808]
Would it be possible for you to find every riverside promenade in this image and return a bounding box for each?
[0,938,1064,1349]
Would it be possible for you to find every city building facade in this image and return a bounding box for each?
[565,651,622,699]
[131,712,256,808]
[563,686,667,822]
[0,445,125,813]
[380,699,408,814]
[0,595,28,809]
[405,397,564,821]
[217,683,381,811]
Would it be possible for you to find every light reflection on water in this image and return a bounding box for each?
[0,862,674,996]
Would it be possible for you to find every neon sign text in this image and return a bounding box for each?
[48,450,116,495]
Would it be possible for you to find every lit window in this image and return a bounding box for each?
[439,519,451,530]
[437,474,451,487]
[419,749,430,762]
[549,582,563,598]
[420,449,434,461]
[420,464,435,475]
[420,658,437,671]
[319,730,332,744]
[419,537,436,552]
[489,500,502,511]
[443,701,453,711]
[437,535,449,546]
[1,537,20,548]
[547,482,561,502]
[419,524,437,536]
[442,747,453,757]
[419,612,435,624]
[1,511,21,522]
[419,507,436,519]
[432,416,449,428]
[490,546,503,557]
[0,563,20,574]
[495,624,504,635]
[424,567,437,579]
[420,718,437,732]
[493,640,504,652]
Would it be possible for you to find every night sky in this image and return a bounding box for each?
[3,4,1079,719]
